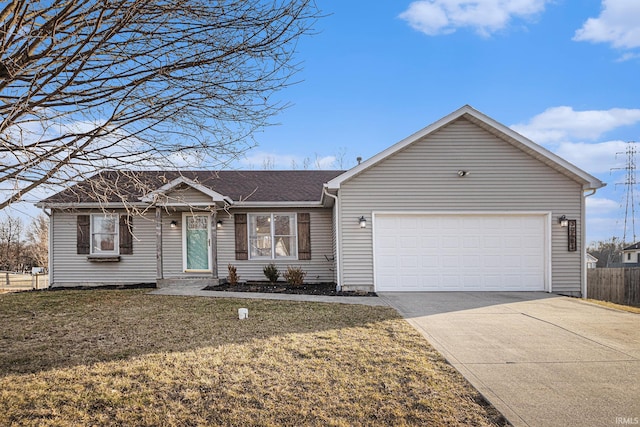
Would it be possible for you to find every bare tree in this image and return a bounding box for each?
[25,213,48,269]
[0,0,319,210]
[302,156,311,170]
[0,215,23,270]
[588,237,626,267]
[332,146,348,169]
[262,156,276,170]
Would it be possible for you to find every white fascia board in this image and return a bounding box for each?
[465,107,605,191]
[326,105,605,191]
[35,202,149,209]
[326,106,472,190]
[140,176,233,204]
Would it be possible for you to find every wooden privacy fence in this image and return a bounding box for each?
[587,268,640,307]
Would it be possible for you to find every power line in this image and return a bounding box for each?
[612,141,638,244]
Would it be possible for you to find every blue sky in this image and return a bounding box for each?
[234,0,640,244]
[7,0,640,244]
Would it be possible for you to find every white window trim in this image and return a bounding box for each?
[248,213,298,260]
[90,213,120,256]
[182,212,212,272]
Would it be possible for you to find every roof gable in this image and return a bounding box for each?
[326,105,605,191]
[141,176,233,205]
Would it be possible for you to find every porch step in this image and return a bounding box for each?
[157,278,219,288]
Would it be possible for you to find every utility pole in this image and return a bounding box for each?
[613,142,638,244]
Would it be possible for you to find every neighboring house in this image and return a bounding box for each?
[37,105,605,296]
[586,253,598,269]
[622,242,640,264]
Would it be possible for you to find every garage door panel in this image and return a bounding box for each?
[401,255,418,268]
[462,236,480,248]
[375,214,547,292]
[462,255,481,267]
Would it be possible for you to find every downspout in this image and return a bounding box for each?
[41,207,52,287]
[323,187,342,291]
[582,188,597,299]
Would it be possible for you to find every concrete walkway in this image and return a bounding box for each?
[149,285,389,306]
[379,292,640,427]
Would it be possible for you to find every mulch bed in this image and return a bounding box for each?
[205,282,377,297]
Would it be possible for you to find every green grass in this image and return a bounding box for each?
[0,289,508,426]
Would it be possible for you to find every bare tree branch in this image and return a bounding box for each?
[0,0,319,210]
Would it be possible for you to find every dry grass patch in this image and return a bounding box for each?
[0,290,508,426]
[585,298,640,314]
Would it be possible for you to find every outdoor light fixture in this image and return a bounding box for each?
[457,170,469,177]
[359,216,367,228]
[170,220,178,229]
[216,220,223,229]
[558,215,569,227]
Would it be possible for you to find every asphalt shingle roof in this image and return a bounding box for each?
[41,170,345,205]
[623,242,640,251]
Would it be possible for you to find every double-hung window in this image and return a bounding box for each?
[91,214,119,255]
[249,213,297,259]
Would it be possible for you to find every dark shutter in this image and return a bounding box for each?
[119,215,133,255]
[77,215,90,254]
[234,214,248,260]
[297,213,311,260]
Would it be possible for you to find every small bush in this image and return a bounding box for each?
[263,263,280,284]
[227,264,240,285]
[283,266,306,287]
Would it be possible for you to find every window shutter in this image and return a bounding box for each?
[297,213,311,260]
[119,215,133,255]
[234,214,248,260]
[77,215,90,254]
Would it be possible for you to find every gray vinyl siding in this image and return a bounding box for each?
[339,117,584,295]
[160,212,190,278]
[163,185,216,205]
[217,208,335,283]
[50,210,156,287]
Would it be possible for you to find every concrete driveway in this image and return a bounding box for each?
[379,292,640,427]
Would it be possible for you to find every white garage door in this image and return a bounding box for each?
[374,214,547,291]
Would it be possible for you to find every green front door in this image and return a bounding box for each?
[184,214,210,271]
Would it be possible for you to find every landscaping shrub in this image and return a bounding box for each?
[228,264,240,285]
[283,266,306,286]
[263,263,280,284]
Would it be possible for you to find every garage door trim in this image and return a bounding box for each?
[372,211,552,292]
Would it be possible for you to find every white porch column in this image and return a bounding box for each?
[211,209,218,279]
[155,207,163,280]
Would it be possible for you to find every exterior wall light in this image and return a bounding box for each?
[457,170,469,177]
[558,215,569,227]
[216,220,223,229]
[359,216,367,228]
[170,220,178,229]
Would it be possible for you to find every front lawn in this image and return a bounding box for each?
[0,290,507,426]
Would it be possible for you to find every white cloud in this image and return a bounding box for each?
[617,51,640,62]
[586,197,620,215]
[511,106,640,143]
[552,140,627,173]
[398,0,549,36]
[574,0,640,49]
